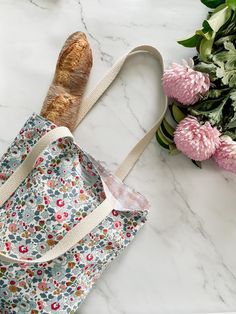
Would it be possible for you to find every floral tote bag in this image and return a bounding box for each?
[0,45,167,313]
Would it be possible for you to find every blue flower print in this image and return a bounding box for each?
[51,263,66,281]
[59,159,73,179]
[17,300,36,314]
[8,157,20,170]
[22,208,34,224]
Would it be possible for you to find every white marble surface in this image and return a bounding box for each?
[0,0,236,313]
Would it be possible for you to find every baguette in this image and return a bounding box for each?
[40,32,92,131]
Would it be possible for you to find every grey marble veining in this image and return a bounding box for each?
[0,0,236,313]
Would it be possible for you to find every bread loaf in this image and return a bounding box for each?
[40,32,92,131]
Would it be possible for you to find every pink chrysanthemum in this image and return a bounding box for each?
[214,135,236,173]
[174,116,220,161]
[162,61,210,105]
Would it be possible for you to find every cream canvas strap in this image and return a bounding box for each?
[0,126,73,208]
[76,45,168,181]
[0,198,112,264]
[0,45,168,264]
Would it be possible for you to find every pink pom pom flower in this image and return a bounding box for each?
[214,136,236,173]
[174,116,220,161]
[162,60,210,105]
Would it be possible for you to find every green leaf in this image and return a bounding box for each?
[222,90,236,127]
[226,0,236,11]
[198,5,232,61]
[156,129,170,150]
[177,34,202,48]
[162,118,175,137]
[202,20,214,32]
[223,70,236,86]
[213,41,236,87]
[156,126,178,153]
[203,6,232,32]
[214,34,236,46]
[199,35,215,62]
[190,96,229,126]
[200,0,225,8]
[229,90,236,100]
[195,29,213,40]
[191,97,223,111]
[169,144,180,155]
[213,3,229,13]
[219,11,236,36]
[194,62,218,80]
[157,128,173,145]
[160,123,174,142]
[224,41,235,50]
[205,87,231,98]
[163,118,175,135]
[171,104,186,123]
[224,128,236,139]
[178,4,232,53]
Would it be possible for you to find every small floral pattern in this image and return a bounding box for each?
[0,114,149,313]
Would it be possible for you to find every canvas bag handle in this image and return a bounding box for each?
[0,45,168,264]
[76,45,168,181]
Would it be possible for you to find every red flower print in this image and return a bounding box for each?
[25,131,33,139]
[74,253,80,262]
[5,200,12,211]
[112,209,118,217]
[47,180,55,188]
[86,254,93,261]
[51,302,60,311]
[19,280,26,287]
[84,265,91,271]
[56,199,64,207]
[55,212,66,222]
[19,245,28,253]
[0,173,7,180]
[5,242,11,251]
[34,156,44,167]
[38,282,47,291]
[113,220,122,230]
[44,196,50,205]
[37,300,44,310]
[99,191,106,200]
[8,223,17,232]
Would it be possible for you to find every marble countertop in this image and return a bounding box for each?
[0,0,236,313]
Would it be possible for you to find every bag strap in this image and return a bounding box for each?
[0,45,167,264]
[0,125,114,264]
[76,45,168,181]
[0,126,73,208]
[0,198,113,264]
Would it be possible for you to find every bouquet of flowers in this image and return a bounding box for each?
[158,0,236,173]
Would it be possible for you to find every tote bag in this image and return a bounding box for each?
[0,45,167,313]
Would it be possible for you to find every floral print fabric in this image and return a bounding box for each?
[0,114,149,314]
